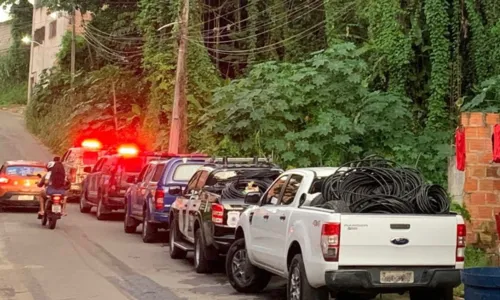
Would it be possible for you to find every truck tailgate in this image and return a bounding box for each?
[339,214,457,266]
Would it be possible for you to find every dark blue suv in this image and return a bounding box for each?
[123,156,207,243]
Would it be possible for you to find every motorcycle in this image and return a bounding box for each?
[41,194,63,229]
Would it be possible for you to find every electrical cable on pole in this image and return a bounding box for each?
[168,0,189,154]
[71,6,76,88]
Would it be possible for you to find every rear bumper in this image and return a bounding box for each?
[105,196,125,209]
[68,183,82,197]
[213,234,236,254]
[150,212,169,225]
[0,192,39,208]
[324,267,461,292]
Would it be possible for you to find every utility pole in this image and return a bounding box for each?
[168,0,189,154]
[70,6,76,87]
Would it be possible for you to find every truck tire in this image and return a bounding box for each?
[288,254,329,300]
[194,228,214,274]
[80,192,91,213]
[410,288,453,300]
[169,214,187,259]
[96,197,107,221]
[142,207,157,243]
[226,238,271,293]
[123,202,137,234]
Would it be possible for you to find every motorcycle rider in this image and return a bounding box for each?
[38,157,68,217]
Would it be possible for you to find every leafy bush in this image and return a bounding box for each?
[201,43,451,183]
[462,75,500,112]
[0,83,27,105]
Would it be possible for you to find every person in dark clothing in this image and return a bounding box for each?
[38,158,68,216]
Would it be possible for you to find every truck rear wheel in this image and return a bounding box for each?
[226,238,271,293]
[288,254,329,300]
[410,288,453,300]
[194,228,213,274]
[169,214,187,259]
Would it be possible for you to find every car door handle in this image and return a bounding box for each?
[280,215,286,221]
[263,215,269,220]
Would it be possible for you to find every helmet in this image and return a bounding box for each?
[47,161,55,169]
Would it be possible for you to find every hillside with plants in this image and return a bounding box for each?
[20,0,500,185]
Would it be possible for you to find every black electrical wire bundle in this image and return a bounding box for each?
[320,156,451,215]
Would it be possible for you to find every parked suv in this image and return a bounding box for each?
[79,146,174,220]
[169,157,282,273]
[123,156,207,243]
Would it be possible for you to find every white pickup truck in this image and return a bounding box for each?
[226,167,465,300]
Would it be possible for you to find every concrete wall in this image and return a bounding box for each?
[0,21,12,54]
[448,156,465,204]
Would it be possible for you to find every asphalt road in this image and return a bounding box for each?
[0,110,406,300]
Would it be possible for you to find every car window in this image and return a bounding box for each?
[93,158,106,172]
[142,164,157,183]
[102,158,116,173]
[281,175,303,205]
[137,164,151,182]
[185,171,201,194]
[263,175,289,205]
[82,151,99,165]
[151,164,165,182]
[171,164,202,181]
[195,171,209,190]
[5,165,47,177]
[61,151,70,162]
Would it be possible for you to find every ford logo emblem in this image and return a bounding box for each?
[390,238,409,245]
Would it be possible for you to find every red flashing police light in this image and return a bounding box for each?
[81,139,102,149]
[118,145,139,156]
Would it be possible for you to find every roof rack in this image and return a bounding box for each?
[205,156,276,168]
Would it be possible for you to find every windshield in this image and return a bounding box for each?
[121,157,144,173]
[5,165,47,177]
[82,151,99,165]
[171,164,203,181]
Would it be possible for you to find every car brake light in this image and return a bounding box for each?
[456,224,466,262]
[0,177,8,184]
[154,189,164,210]
[212,203,224,225]
[321,222,340,262]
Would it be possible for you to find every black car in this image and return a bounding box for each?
[169,157,283,273]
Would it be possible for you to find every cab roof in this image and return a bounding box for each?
[4,160,47,167]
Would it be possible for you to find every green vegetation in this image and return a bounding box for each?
[5,0,499,186]
[0,83,26,106]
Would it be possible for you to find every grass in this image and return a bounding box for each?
[0,83,27,106]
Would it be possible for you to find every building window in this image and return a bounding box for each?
[49,21,57,38]
[34,26,45,46]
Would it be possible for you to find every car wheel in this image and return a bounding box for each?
[288,254,329,300]
[41,213,47,226]
[226,238,271,293]
[96,196,107,221]
[123,201,137,234]
[142,207,157,243]
[194,228,213,274]
[79,192,91,213]
[410,288,453,300]
[169,214,187,259]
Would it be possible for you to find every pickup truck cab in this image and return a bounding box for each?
[168,157,282,274]
[227,167,464,300]
[123,156,207,243]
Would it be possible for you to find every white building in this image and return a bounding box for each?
[0,20,12,54]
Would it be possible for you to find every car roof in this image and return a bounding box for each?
[5,160,47,167]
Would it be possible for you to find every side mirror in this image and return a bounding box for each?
[83,166,92,173]
[244,192,261,205]
[168,186,182,196]
[126,176,136,184]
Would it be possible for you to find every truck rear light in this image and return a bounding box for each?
[154,189,164,210]
[456,224,466,262]
[0,177,8,184]
[212,203,224,225]
[321,222,340,262]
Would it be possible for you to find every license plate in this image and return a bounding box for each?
[51,204,62,213]
[226,211,240,227]
[380,271,414,284]
[18,195,34,201]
